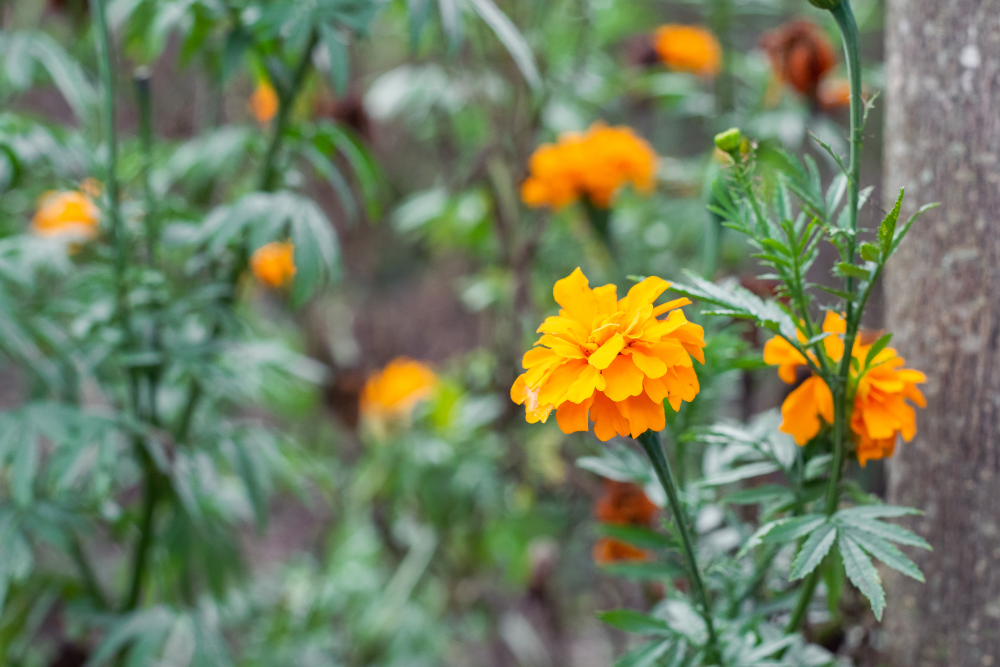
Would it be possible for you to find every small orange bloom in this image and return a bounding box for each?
[764,312,926,465]
[595,479,658,525]
[359,357,438,423]
[250,81,279,125]
[593,537,649,565]
[31,190,101,240]
[760,21,836,101]
[250,241,296,288]
[511,268,705,441]
[653,25,722,77]
[818,77,851,109]
[521,123,657,210]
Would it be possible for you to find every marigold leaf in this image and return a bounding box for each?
[839,534,886,620]
[863,333,893,369]
[877,188,905,256]
[612,639,674,667]
[843,527,924,582]
[836,505,922,520]
[597,609,674,636]
[835,515,931,550]
[818,285,855,302]
[722,484,793,506]
[595,524,675,551]
[740,515,825,557]
[859,242,880,262]
[890,202,940,256]
[698,461,781,487]
[599,561,685,581]
[835,262,870,280]
[790,523,837,580]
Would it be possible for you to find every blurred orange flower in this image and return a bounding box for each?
[653,25,722,77]
[250,81,279,125]
[359,357,438,423]
[250,241,296,288]
[764,312,926,465]
[595,479,658,525]
[31,189,100,240]
[521,123,657,210]
[760,21,836,102]
[818,77,851,109]
[511,268,704,441]
[593,537,649,565]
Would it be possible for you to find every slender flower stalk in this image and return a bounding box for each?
[785,0,862,633]
[637,430,720,664]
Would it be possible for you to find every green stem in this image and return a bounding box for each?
[785,1,862,633]
[134,69,158,265]
[88,0,128,331]
[637,430,720,663]
[124,444,161,611]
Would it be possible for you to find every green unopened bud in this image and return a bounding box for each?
[714,128,743,154]
[806,0,842,9]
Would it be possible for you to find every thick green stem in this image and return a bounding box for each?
[134,69,158,265]
[637,430,720,663]
[785,1,862,633]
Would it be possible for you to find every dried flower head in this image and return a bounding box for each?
[31,189,101,241]
[592,537,649,565]
[521,123,657,210]
[511,268,705,441]
[359,357,438,423]
[595,479,658,525]
[760,21,836,102]
[250,81,279,125]
[764,312,926,465]
[250,241,297,288]
[653,25,722,77]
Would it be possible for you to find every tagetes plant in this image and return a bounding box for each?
[250,241,297,288]
[653,24,722,77]
[511,268,704,441]
[31,188,101,240]
[250,80,279,124]
[521,123,657,210]
[765,311,926,465]
[360,357,438,424]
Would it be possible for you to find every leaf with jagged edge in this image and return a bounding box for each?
[839,533,886,620]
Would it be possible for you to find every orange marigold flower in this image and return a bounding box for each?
[593,537,649,565]
[359,357,438,422]
[250,81,279,125]
[250,241,297,288]
[511,268,705,441]
[818,77,851,109]
[595,479,658,525]
[764,312,926,465]
[760,20,836,101]
[653,25,722,77]
[31,189,101,240]
[521,123,657,210]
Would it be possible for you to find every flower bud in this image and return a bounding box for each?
[714,128,743,154]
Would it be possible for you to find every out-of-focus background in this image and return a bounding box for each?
[0,0,935,664]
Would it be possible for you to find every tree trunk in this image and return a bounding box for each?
[883,1,1000,665]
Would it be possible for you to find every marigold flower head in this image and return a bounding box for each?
[653,25,722,77]
[764,312,926,465]
[31,189,101,240]
[595,479,658,525]
[511,268,705,442]
[359,357,438,423]
[521,123,657,210]
[818,77,851,109]
[593,537,649,565]
[250,81,279,125]
[760,21,836,101]
[250,241,296,288]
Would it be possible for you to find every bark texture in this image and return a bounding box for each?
[883,1,1000,665]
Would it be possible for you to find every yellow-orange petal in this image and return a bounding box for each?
[566,363,606,403]
[619,392,666,438]
[589,333,626,370]
[618,276,671,314]
[553,268,600,327]
[591,392,631,442]
[557,395,595,434]
[602,355,645,402]
[779,375,833,445]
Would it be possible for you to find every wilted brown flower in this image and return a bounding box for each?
[760,21,836,102]
[594,479,658,526]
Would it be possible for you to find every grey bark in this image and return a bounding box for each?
[883,1,1000,665]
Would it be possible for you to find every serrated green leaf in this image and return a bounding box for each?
[835,262,870,280]
[467,0,540,91]
[834,513,931,549]
[670,272,797,340]
[723,484,793,506]
[859,242,880,262]
[597,609,674,635]
[839,534,885,620]
[844,527,924,582]
[878,188,905,255]
[698,461,780,487]
[761,515,827,544]
[836,505,922,520]
[790,523,837,580]
[818,285,855,302]
[890,202,940,255]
